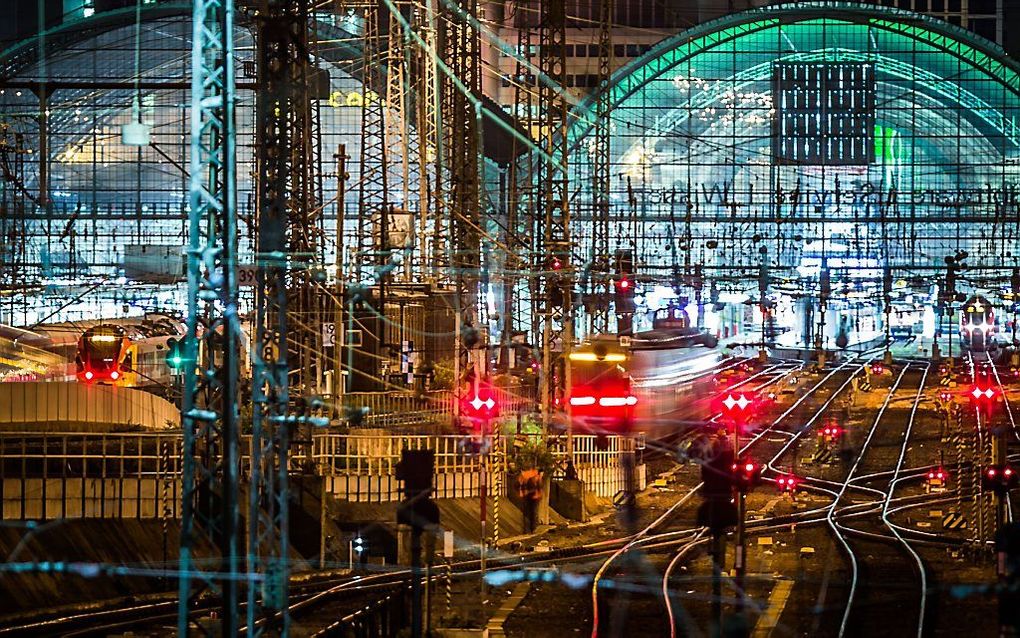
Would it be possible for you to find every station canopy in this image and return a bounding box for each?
[566,2,1020,283]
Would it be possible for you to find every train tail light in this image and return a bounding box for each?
[597,395,638,407]
[110,370,120,381]
[84,370,94,381]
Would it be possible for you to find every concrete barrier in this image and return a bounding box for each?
[0,382,179,431]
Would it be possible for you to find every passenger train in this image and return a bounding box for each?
[567,307,729,438]
[75,316,185,387]
[959,294,1002,356]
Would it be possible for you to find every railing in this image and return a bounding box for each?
[0,429,640,517]
[313,433,639,501]
[341,385,537,428]
[342,391,453,428]
[0,431,183,520]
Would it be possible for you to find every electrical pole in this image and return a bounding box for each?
[357,0,389,392]
[179,0,242,634]
[538,0,572,436]
[588,0,613,336]
[249,1,329,633]
[334,144,348,408]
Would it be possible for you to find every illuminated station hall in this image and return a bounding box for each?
[4,0,1020,635]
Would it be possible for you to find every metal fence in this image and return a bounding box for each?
[342,385,536,428]
[313,433,639,502]
[0,429,640,518]
[0,431,182,519]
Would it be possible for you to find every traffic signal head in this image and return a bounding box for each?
[938,389,952,403]
[971,385,996,401]
[871,362,884,375]
[716,390,762,425]
[731,458,762,492]
[821,422,844,439]
[614,277,635,308]
[983,465,1020,494]
[461,380,500,421]
[776,474,800,493]
[396,449,435,496]
[166,337,183,370]
[927,468,948,483]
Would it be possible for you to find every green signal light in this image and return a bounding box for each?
[166,338,183,370]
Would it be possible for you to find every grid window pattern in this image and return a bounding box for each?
[772,62,876,165]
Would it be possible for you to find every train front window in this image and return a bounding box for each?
[80,337,122,373]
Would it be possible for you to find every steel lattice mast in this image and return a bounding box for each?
[589,0,613,334]
[443,0,482,413]
[538,0,572,428]
[179,0,243,634]
[358,0,389,288]
[249,0,327,633]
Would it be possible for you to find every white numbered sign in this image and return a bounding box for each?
[237,265,257,288]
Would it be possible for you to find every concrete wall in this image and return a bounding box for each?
[0,382,179,431]
[2,477,181,519]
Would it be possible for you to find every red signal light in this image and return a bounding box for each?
[776,474,799,492]
[461,381,500,421]
[618,278,630,290]
[731,457,763,492]
[971,386,995,401]
[821,424,843,438]
[988,468,998,478]
[720,392,757,421]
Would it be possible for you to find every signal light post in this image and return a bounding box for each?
[461,378,500,596]
[974,383,1006,536]
[396,449,440,638]
[720,390,759,626]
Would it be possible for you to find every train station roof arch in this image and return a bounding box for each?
[566,1,1020,271]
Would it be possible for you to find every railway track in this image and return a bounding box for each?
[8,352,1002,638]
[590,352,877,636]
[823,363,932,638]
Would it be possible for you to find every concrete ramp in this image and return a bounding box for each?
[0,382,179,431]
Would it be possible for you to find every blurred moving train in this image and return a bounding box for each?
[568,307,726,437]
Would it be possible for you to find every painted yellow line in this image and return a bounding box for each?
[487,581,532,637]
[752,579,794,638]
